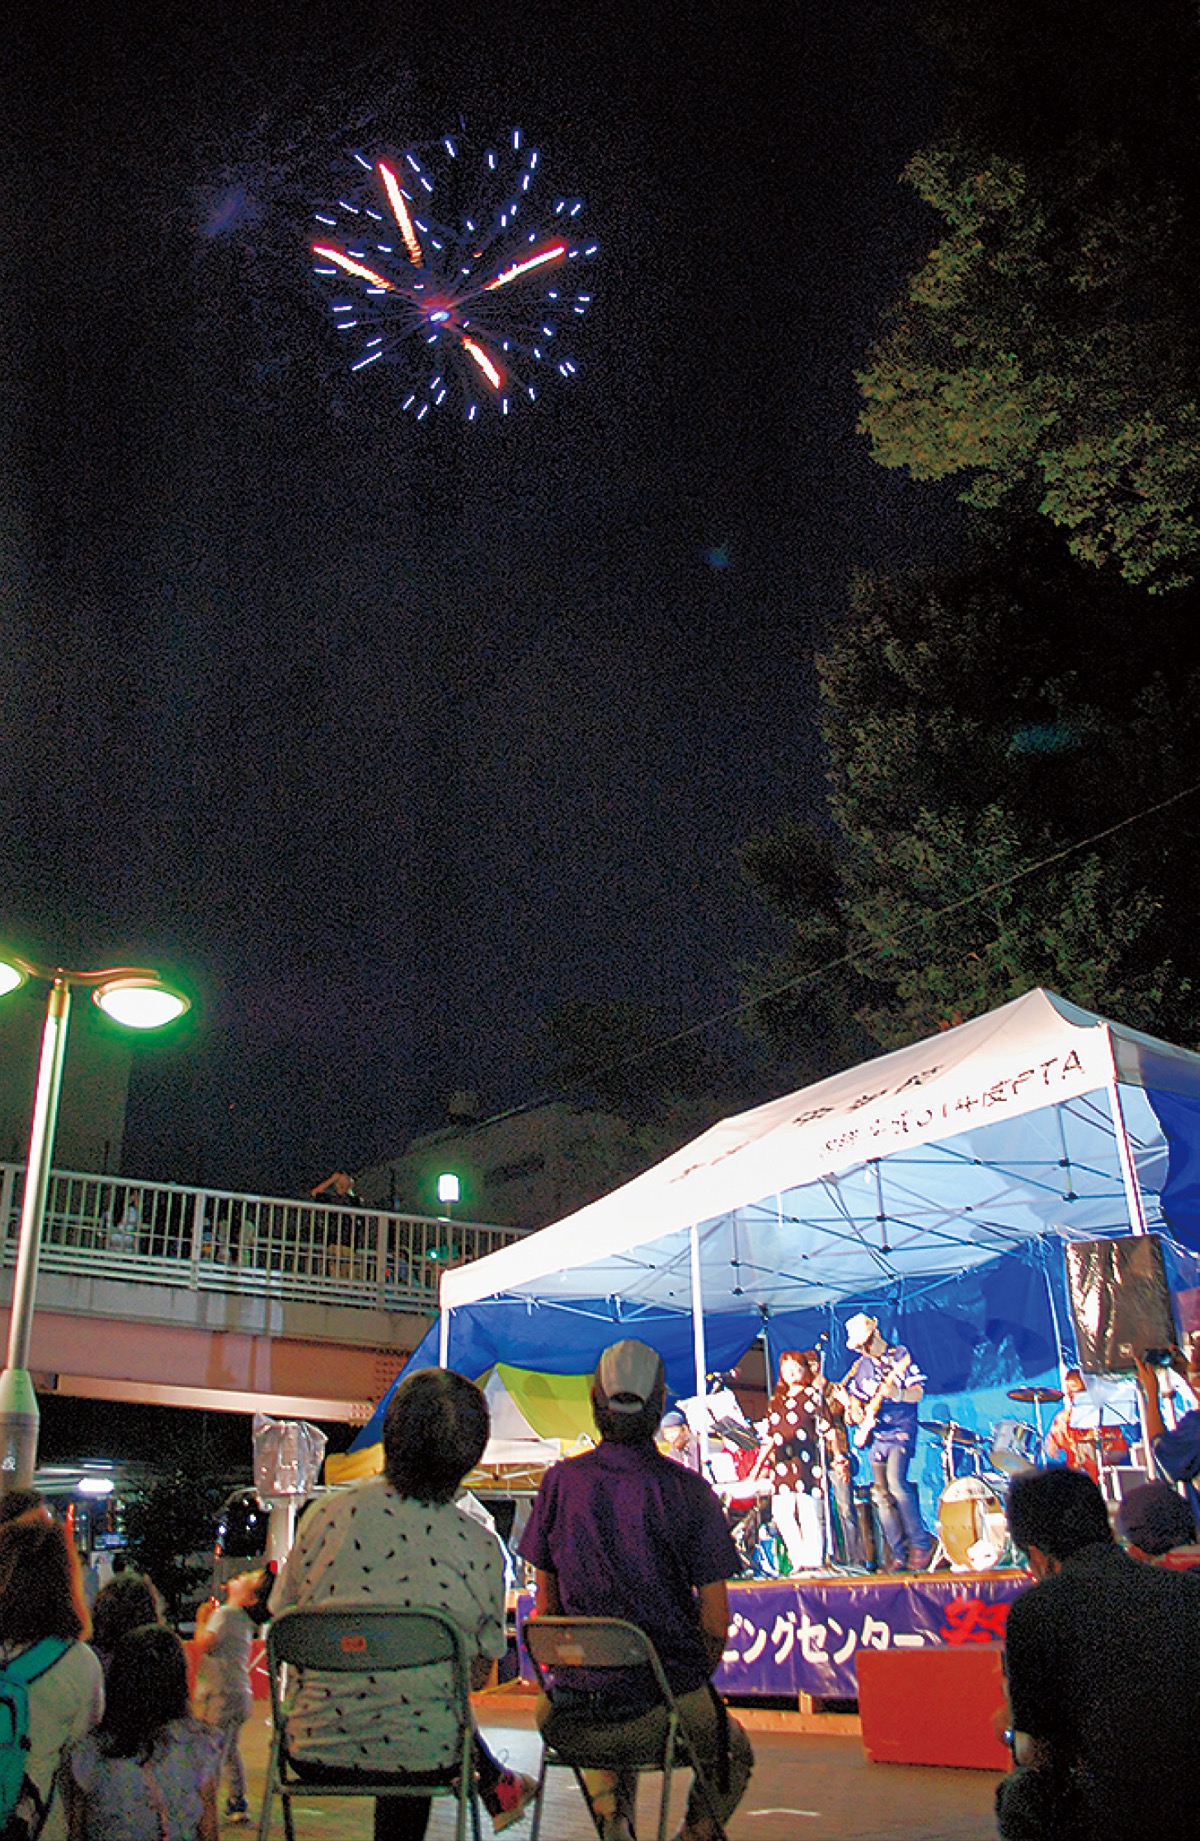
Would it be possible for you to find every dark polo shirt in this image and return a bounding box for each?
[519,1439,739,1696]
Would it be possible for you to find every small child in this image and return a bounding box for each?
[89,1572,161,1679]
[191,1568,268,1826]
[64,1623,222,1840]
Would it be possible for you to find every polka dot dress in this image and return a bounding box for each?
[764,1381,823,1490]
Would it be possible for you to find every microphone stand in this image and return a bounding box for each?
[815,1346,835,1569]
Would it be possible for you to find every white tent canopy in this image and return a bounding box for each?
[441,989,1200,1331]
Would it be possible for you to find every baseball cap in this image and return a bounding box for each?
[845,1313,878,1351]
[596,1339,664,1413]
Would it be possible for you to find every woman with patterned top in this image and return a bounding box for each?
[751,1350,826,1571]
[269,1369,535,1841]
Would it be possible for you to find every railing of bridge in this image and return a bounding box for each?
[0,1163,525,1314]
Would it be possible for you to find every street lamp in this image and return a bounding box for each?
[0,947,190,1491]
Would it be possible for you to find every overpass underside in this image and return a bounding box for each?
[20,1277,430,1424]
[1,1163,523,1424]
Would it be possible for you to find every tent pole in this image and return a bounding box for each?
[1041,1237,1070,1371]
[1106,1026,1148,1236]
[438,1298,450,1369]
[689,1224,710,1469]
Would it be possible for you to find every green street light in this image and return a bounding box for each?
[0,947,190,1491]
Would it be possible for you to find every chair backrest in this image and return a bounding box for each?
[261,1604,482,1841]
[268,1604,468,1687]
[523,1617,673,1700]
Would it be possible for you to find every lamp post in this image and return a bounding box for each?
[0,947,190,1491]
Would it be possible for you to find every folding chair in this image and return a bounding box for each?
[523,1617,729,1841]
[259,1604,483,1841]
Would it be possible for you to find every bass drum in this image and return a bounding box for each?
[938,1476,1011,1572]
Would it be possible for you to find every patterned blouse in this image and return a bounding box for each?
[269,1476,506,1771]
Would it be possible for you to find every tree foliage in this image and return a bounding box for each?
[120,1470,228,1624]
[741,548,1200,1057]
[746,7,1200,1068]
[859,142,1200,590]
[857,5,1200,590]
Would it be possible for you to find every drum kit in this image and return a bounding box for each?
[923,1383,1062,1572]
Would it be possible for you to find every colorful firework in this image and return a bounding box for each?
[309,127,597,419]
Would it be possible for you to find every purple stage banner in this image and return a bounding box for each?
[716,1574,1023,1699]
[517,1572,1025,1702]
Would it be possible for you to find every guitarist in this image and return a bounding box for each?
[836,1314,933,1573]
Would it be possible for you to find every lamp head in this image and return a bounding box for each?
[0,957,29,999]
[92,976,190,1030]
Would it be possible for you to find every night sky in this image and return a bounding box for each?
[3,1,955,1197]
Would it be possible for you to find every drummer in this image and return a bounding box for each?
[1044,1369,1129,1482]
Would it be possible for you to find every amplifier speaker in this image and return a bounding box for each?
[1064,1234,1177,1374]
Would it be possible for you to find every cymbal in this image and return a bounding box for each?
[1008,1386,1063,1404]
[921,1420,981,1445]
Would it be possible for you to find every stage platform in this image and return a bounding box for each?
[518,1567,1026,1704]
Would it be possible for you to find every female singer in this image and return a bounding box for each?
[753,1350,825,1572]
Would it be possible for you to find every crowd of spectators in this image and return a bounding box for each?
[0,1341,754,1841]
[25,1330,1200,1841]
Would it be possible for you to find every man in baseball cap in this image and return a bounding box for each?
[519,1339,754,1841]
[595,1338,666,1412]
[835,1314,932,1571]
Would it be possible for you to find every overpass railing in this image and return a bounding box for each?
[0,1163,525,1315]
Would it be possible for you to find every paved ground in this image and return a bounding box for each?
[237,1690,1001,1841]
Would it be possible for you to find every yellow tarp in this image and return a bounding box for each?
[495,1363,595,1441]
[323,1362,596,1485]
[325,1442,383,1484]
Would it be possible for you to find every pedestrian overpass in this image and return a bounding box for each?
[0,1163,524,1426]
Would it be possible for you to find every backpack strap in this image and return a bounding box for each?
[2,1638,71,1688]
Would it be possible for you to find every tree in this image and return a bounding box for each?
[857,3,1200,591]
[858,140,1200,591]
[740,548,1200,1057]
[120,1470,229,1624]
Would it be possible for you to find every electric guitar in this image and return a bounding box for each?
[850,1350,912,1450]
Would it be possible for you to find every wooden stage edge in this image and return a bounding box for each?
[476,1679,863,1737]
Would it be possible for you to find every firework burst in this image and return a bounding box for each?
[309,127,597,419]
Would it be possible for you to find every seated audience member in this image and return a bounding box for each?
[0,1520,105,1841]
[1114,1480,1200,1567]
[269,1368,535,1841]
[519,1339,754,1841]
[998,1466,1200,1841]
